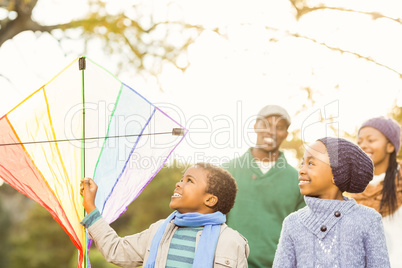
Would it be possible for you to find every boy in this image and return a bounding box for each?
[273,137,390,267]
[80,162,249,268]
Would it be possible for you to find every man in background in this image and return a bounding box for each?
[223,104,305,268]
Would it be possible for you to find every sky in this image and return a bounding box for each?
[1,0,402,183]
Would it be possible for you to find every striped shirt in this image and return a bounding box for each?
[166,226,203,268]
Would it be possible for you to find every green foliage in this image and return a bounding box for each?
[0,193,11,268]
[8,203,76,268]
[281,129,305,163]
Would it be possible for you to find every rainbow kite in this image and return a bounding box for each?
[0,56,187,267]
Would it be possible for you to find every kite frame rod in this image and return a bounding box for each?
[0,131,176,147]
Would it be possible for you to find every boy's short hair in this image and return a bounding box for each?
[195,162,238,214]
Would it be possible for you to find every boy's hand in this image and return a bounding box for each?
[80,177,97,214]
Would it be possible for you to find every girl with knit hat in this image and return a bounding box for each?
[352,116,402,267]
[273,137,390,267]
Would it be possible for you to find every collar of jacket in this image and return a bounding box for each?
[298,196,356,239]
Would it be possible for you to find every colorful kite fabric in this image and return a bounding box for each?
[0,56,187,268]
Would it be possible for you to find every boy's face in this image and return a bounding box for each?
[254,115,288,153]
[298,141,342,200]
[357,127,394,167]
[169,166,217,214]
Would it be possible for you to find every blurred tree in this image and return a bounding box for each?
[8,202,76,268]
[290,0,402,23]
[0,190,11,268]
[281,129,304,163]
[0,183,37,267]
[388,104,402,158]
[0,0,207,79]
[282,86,317,164]
[3,0,399,82]
[285,0,402,78]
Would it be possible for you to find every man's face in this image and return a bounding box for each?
[254,115,289,153]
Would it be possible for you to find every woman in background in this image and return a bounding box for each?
[352,116,402,267]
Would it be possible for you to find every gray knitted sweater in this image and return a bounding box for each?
[273,196,390,268]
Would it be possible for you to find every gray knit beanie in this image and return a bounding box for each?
[318,137,374,193]
[359,116,401,153]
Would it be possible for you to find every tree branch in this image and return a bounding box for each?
[265,26,402,79]
[290,1,402,24]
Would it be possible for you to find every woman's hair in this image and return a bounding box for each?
[380,150,401,216]
[195,162,238,214]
